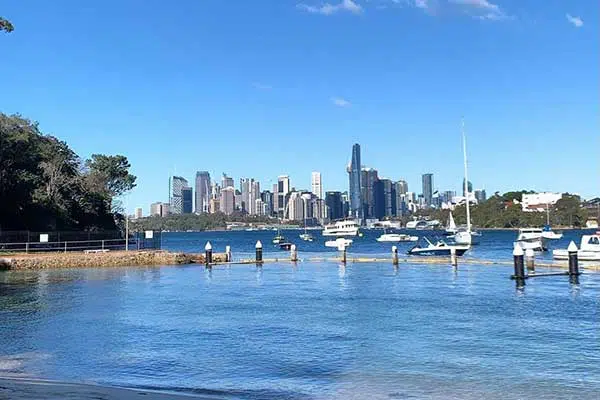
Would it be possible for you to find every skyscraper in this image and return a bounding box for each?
[360,167,378,219]
[277,175,290,218]
[462,179,473,197]
[474,189,487,203]
[182,187,193,214]
[261,190,273,216]
[134,207,143,219]
[325,191,343,221]
[311,172,322,199]
[221,173,234,189]
[170,176,188,214]
[422,173,433,207]
[347,143,362,221]
[397,179,408,195]
[220,187,235,215]
[373,178,393,219]
[195,171,211,214]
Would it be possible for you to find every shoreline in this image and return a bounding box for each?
[0,377,207,399]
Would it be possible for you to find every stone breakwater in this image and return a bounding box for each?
[0,250,227,270]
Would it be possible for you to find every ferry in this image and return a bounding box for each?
[322,220,360,237]
[553,232,600,261]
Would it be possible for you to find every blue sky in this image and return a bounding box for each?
[1,0,598,212]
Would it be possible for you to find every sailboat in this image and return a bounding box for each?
[299,220,314,242]
[445,212,458,236]
[453,119,481,246]
[542,203,563,240]
[272,229,285,244]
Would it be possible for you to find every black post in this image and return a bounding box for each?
[255,240,263,265]
[392,246,399,266]
[205,241,213,265]
[512,244,525,287]
[567,241,579,277]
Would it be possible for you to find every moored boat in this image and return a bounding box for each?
[376,233,418,242]
[322,220,359,237]
[408,237,469,256]
[325,237,353,248]
[552,232,600,261]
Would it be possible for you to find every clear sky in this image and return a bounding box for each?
[1,0,598,212]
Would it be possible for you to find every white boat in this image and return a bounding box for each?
[445,212,457,235]
[553,233,600,261]
[299,233,314,242]
[376,233,418,242]
[406,220,428,230]
[272,230,285,244]
[408,237,469,256]
[325,237,353,248]
[322,220,360,237]
[515,228,547,251]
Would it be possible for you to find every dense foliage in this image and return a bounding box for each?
[130,212,280,232]
[0,16,13,33]
[420,192,588,228]
[0,114,136,231]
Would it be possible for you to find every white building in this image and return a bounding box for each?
[134,207,143,219]
[311,172,322,199]
[521,192,562,212]
[287,192,304,221]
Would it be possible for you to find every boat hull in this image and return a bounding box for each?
[408,247,469,256]
[553,249,600,261]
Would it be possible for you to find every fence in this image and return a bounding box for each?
[0,230,162,253]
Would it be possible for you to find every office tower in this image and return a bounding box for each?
[277,175,290,218]
[311,172,322,199]
[220,187,235,215]
[373,178,393,219]
[182,187,193,214]
[444,190,456,204]
[221,173,234,189]
[360,167,378,219]
[397,179,408,195]
[170,176,188,214]
[194,171,211,214]
[234,190,242,212]
[325,191,343,221]
[240,178,250,213]
[134,207,143,219]
[341,191,350,218]
[347,144,362,220]
[209,198,220,214]
[287,191,304,221]
[474,189,487,203]
[255,198,266,216]
[393,182,404,216]
[261,190,274,217]
[250,180,260,215]
[150,202,162,216]
[462,178,473,197]
[422,173,433,207]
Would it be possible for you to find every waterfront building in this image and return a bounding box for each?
[234,190,242,212]
[360,167,378,219]
[194,171,211,214]
[240,178,251,213]
[347,143,362,221]
[182,187,193,214]
[311,172,323,199]
[422,173,433,207]
[474,189,487,203]
[521,192,562,212]
[220,187,235,215]
[170,176,188,214]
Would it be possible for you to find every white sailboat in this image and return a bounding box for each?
[445,212,457,235]
[453,119,480,246]
[542,203,563,240]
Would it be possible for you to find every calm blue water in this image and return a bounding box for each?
[1,230,599,399]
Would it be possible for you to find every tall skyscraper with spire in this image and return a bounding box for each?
[347,143,362,221]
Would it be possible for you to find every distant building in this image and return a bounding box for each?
[462,179,474,197]
[261,190,274,217]
[396,179,408,195]
[209,198,220,214]
[182,187,193,214]
[221,173,234,190]
[311,172,323,199]
[276,175,290,218]
[326,191,343,221]
[521,192,562,212]
[347,143,362,220]
[361,167,378,219]
[341,191,350,218]
[134,207,143,219]
[150,202,170,217]
[195,171,211,214]
[474,189,487,203]
[250,180,260,215]
[422,173,433,207]
[220,187,235,215]
[374,178,394,219]
[170,176,188,214]
[287,191,304,221]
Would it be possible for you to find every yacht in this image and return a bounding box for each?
[406,220,428,230]
[272,230,285,244]
[325,237,353,249]
[553,233,600,261]
[299,216,314,241]
[515,228,547,251]
[322,220,360,237]
[376,231,418,242]
[408,237,469,256]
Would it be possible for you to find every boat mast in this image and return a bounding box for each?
[462,118,471,232]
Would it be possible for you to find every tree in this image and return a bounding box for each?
[554,194,587,228]
[85,154,136,213]
[0,17,13,33]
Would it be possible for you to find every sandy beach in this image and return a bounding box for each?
[0,378,206,399]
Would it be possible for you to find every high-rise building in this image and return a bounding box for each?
[347,143,362,221]
[462,179,473,197]
[221,173,234,189]
[250,180,260,215]
[182,187,193,214]
[170,176,188,214]
[325,191,343,221]
[341,191,350,218]
[287,191,304,221]
[311,172,322,199]
[261,190,274,217]
[374,178,393,219]
[194,171,211,214]
[276,175,290,218]
[360,167,378,219]
[474,189,487,203]
[151,202,170,217]
[422,173,433,207]
[134,207,143,219]
[209,198,220,214]
[240,178,251,213]
[220,187,235,215]
[397,180,408,195]
[393,181,405,216]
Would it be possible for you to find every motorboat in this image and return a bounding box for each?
[299,233,314,242]
[541,225,563,240]
[408,237,469,256]
[322,220,360,237]
[272,231,285,244]
[325,237,353,248]
[514,228,558,251]
[279,242,293,250]
[406,220,428,230]
[553,233,600,261]
[376,233,418,242]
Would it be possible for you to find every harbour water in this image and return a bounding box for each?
[1,230,599,399]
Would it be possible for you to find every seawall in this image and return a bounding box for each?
[0,250,227,271]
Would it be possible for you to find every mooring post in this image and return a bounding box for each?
[290,244,298,262]
[255,240,263,265]
[450,247,458,267]
[392,246,399,266]
[512,244,525,286]
[225,245,232,262]
[339,246,347,264]
[568,241,580,278]
[205,241,213,266]
[525,248,535,271]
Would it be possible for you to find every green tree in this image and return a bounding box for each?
[85,154,136,213]
[0,17,13,33]
[554,194,587,228]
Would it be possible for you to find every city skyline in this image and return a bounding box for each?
[1,1,596,213]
